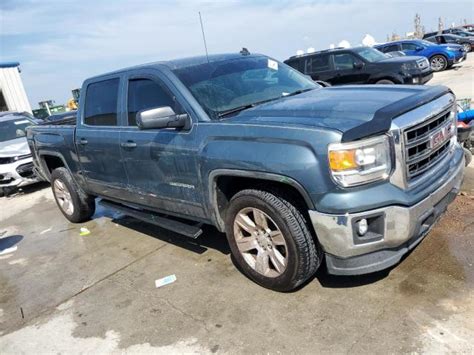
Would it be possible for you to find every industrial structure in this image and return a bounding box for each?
[0,62,32,114]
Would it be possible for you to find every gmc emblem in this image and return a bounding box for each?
[429,126,451,149]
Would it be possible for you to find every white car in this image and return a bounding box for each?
[0,112,41,196]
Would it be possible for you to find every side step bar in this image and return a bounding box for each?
[99,200,203,239]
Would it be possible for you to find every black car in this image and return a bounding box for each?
[424,34,474,53]
[284,47,432,86]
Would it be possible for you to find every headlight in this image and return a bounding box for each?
[401,62,417,71]
[328,135,392,187]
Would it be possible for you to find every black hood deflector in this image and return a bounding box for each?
[341,85,452,142]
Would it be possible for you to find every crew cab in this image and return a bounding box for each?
[375,40,467,72]
[27,52,464,291]
[284,46,432,85]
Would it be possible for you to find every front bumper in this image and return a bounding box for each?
[309,152,465,275]
[0,157,40,189]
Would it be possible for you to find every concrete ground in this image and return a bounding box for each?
[1,61,474,355]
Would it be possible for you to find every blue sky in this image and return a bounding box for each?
[1,0,472,107]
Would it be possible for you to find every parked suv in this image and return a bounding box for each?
[424,34,474,53]
[0,112,41,196]
[284,46,432,85]
[375,40,466,72]
[28,52,464,291]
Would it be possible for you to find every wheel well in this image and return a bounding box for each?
[41,155,65,177]
[213,175,313,230]
[373,77,399,84]
[429,53,447,61]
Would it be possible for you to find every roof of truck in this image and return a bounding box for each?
[87,52,264,81]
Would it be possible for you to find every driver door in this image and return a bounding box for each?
[330,53,367,85]
[118,70,205,219]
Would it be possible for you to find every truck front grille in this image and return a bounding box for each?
[403,108,453,181]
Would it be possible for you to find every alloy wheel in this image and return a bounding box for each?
[430,56,446,71]
[233,207,288,277]
[53,179,74,215]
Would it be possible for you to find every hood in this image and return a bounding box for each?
[227,85,451,142]
[377,56,420,64]
[0,137,30,157]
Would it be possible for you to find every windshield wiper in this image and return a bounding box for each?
[217,98,281,118]
[283,87,316,97]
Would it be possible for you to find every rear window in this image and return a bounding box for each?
[305,54,331,73]
[84,78,119,126]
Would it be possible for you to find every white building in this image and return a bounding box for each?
[0,62,32,114]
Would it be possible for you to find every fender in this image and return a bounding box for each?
[207,169,315,231]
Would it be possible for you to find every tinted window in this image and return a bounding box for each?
[306,54,331,73]
[384,44,400,52]
[84,79,119,126]
[401,43,418,50]
[127,79,181,126]
[425,36,437,43]
[333,53,359,70]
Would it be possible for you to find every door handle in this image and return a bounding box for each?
[121,141,137,149]
[79,138,88,145]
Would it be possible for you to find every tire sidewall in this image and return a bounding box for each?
[225,193,302,290]
[51,168,89,223]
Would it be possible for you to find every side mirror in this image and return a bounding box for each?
[136,106,189,130]
[354,62,364,70]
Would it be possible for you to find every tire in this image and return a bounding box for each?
[430,55,448,72]
[464,147,472,166]
[51,167,95,223]
[375,79,395,84]
[225,189,322,292]
[463,43,471,53]
[0,188,4,198]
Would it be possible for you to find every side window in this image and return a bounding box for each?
[84,78,119,126]
[384,44,400,52]
[305,54,330,73]
[333,53,359,70]
[127,78,183,126]
[401,43,417,50]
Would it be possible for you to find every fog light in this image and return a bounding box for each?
[412,77,420,84]
[357,219,368,236]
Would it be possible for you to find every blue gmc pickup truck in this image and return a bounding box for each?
[27,52,465,291]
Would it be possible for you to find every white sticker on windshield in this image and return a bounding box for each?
[14,120,29,125]
[268,59,278,71]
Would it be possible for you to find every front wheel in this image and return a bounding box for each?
[430,55,448,72]
[225,189,322,291]
[51,167,95,223]
[463,43,471,53]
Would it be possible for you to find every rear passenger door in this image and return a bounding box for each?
[119,71,205,219]
[76,77,129,198]
[304,54,334,82]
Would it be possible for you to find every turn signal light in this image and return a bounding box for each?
[329,150,357,171]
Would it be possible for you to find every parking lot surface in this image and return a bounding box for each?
[1,60,473,354]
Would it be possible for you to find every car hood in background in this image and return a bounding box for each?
[228,85,451,141]
[0,137,30,157]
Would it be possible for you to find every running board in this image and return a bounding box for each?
[99,200,203,239]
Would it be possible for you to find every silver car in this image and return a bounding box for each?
[0,112,41,196]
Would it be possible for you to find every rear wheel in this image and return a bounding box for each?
[376,79,395,84]
[430,55,448,72]
[51,167,95,223]
[225,189,322,292]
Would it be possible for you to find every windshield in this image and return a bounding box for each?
[353,47,389,62]
[173,56,319,118]
[0,117,33,142]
